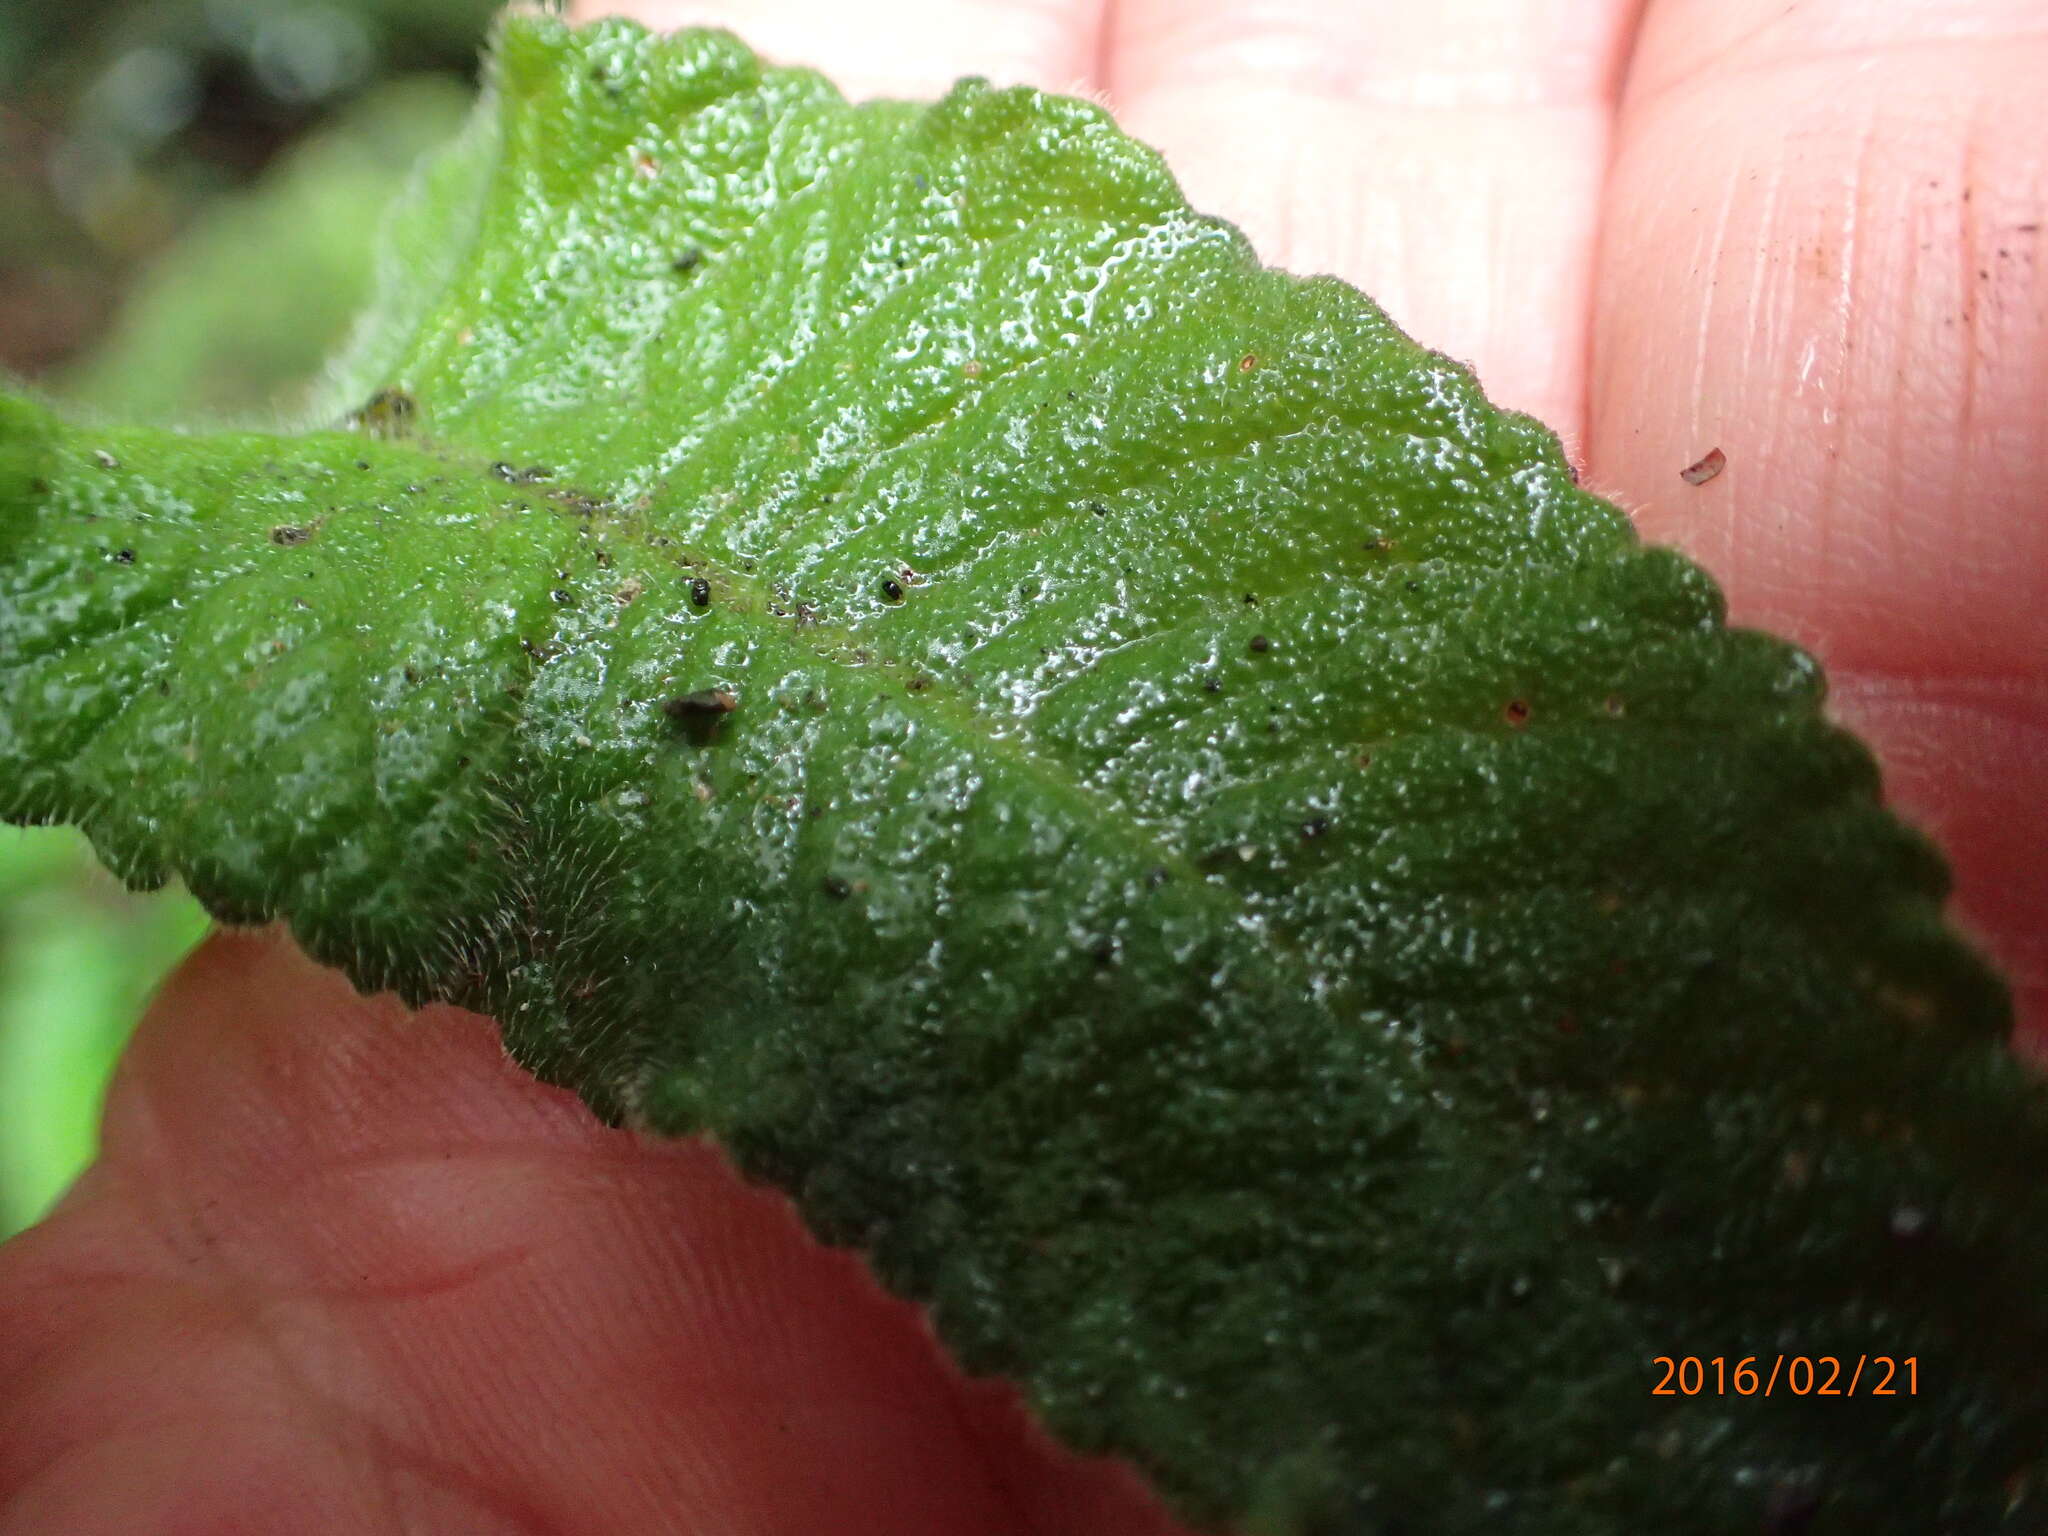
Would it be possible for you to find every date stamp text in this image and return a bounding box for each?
[1651,1355,1918,1398]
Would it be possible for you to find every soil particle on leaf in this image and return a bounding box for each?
[663,688,738,719]
[664,688,739,746]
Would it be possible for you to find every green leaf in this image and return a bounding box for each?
[3,15,2042,1531]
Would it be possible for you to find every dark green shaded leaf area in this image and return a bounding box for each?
[2,16,2043,1533]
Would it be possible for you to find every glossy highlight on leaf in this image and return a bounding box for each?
[3,15,2045,1533]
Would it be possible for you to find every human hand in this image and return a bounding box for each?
[3,2,2041,1531]
[1,931,1189,1532]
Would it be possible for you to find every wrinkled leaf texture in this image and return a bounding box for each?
[2,15,2043,1534]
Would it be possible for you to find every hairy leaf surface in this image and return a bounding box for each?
[2,16,2043,1533]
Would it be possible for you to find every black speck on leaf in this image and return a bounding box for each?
[881,577,906,603]
[270,525,311,546]
[690,577,711,608]
[1249,635,1271,654]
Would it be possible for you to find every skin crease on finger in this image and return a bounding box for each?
[0,2,2041,1534]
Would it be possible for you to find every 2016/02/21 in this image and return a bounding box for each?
[1652,1355,1920,1398]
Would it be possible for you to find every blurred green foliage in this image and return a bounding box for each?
[61,76,472,419]
[0,0,485,1236]
[0,829,210,1233]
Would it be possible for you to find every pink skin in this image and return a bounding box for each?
[3,2,2042,1530]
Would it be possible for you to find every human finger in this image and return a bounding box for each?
[0,930,1185,1534]
[1588,0,2048,1037]
[1106,0,1644,443]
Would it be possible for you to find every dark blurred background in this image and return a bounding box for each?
[0,0,501,1235]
